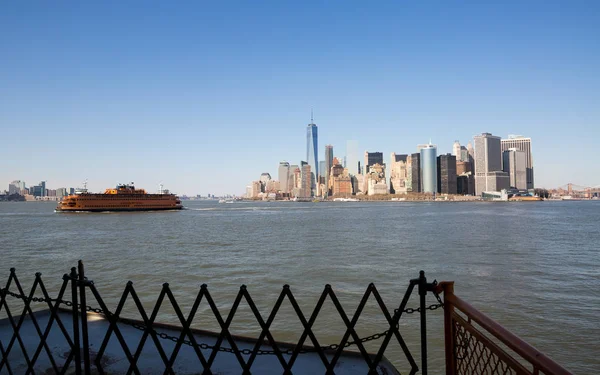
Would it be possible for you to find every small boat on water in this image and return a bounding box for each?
[332,197,360,202]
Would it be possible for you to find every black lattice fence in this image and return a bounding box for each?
[0,261,444,375]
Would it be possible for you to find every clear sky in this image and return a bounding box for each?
[1,1,599,195]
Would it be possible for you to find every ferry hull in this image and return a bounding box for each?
[56,206,183,213]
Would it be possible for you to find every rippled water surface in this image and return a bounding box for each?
[1,200,599,374]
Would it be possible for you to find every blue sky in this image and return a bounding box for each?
[1,1,599,195]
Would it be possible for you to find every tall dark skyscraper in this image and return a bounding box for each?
[437,153,457,194]
[324,145,334,193]
[306,113,318,196]
[410,153,421,193]
[364,151,384,173]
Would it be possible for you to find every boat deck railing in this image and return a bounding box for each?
[0,261,572,374]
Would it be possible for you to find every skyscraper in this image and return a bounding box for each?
[501,135,534,189]
[364,151,384,173]
[407,153,421,193]
[503,149,527,190]
[437,153,457,194]
[300,161,312,198]
[324,145,334,192]
[419,143,437,194]
[390,153,409,194]
[306,115,318,196]
[8,180,24,195]
[452,141,461,161]
[474,133,509,194]
[346,141,359,175]
[278,161,290,193]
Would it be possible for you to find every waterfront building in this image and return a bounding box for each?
[420,143,437,194]
[503,148,527,190]
[29,181,47,197]
[324,145,334,192]
[259,173,272,193]
[390,153,409,194]
[501,135,534,189]
[265,180,280,194]
[329,157,353,196]
[56,188,68,198]
[288,164,299,195]
[300,162,312,198]
[467,141,475,170]
[319,160,326,186]
[456,161,472,175]
[30,184,43,197]
[8,180,24,195]
[452,141,461,161]
[457,172,475,195]
[352,174,365,195]
[460,146,469,163]
[250,181,262,198]
[306,116,318,196]
[278,162,290,193]
[437,154,457,194]
[245,186,252,198]
[364,151,384,174]
[365,163,387,195]
[407,153,421,193]
[474,133,510,194]
[346,140,359,176]
[292,166,302,197]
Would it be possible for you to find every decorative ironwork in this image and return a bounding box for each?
[0,262,443,375]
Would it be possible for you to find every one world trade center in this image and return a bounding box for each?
[306,113,318,196]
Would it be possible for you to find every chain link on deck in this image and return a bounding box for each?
[1,287,443,356]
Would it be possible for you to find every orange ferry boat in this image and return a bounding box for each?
[56,183,183,212]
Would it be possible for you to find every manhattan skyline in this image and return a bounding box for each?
[1,2,599,195]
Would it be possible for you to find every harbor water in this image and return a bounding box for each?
[0,200,598,374]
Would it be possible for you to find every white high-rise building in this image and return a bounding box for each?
[474,133,509,195]
[8,180,23,195]
[419,143,437,194]
[278,162,290,193]
[346,140,359,176]
[501,135,534,189]
[452,141,461,161]
[503,149,527,190]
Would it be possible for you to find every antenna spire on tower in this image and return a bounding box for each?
[311,108,314,124]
